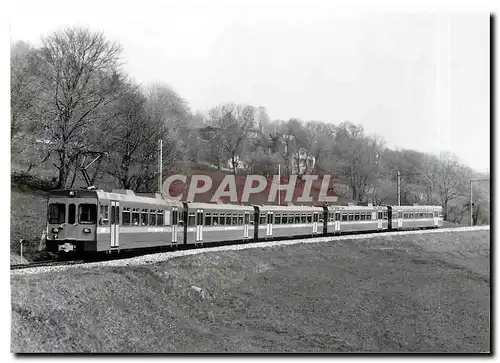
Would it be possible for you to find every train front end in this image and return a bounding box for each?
[46,189,99,254]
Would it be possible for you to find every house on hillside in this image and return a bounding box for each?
[293,148,315,174]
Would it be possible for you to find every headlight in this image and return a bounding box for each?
[83,228,91,233]
[52,228,59,233]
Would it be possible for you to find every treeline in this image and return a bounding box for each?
[10,27,490,225]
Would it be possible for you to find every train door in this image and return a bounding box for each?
[171,207,178,244]
[244,211,250,239]
[66,202,78,240]
[397,210,403,229]
[266,212,273,237]
[335,211,341,233]
[377,210,383,230]
[110,201,120,248]
[196,209,204,242]
[313,212,319,234]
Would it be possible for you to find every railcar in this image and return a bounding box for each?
[388,205,443,230]
[182,202,254,245]
[253,205,324,240]
[46,189,182,254]
[324,205,388,234]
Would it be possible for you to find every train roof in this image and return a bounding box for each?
[48,188,182,207]
[327,205,386,211]
[97,190,182,206]
[254,205,324,212]
[391,205,442,210]
[183,202,253,211]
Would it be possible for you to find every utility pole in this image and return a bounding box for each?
[470,178,489,226]
[158,139,163,193]
[397,170,401,206]
[278,164,281,206]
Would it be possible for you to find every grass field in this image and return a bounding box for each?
[11,229,490,353]
[10,184,49,263]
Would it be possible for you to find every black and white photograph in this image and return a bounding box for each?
[7,0,491,354]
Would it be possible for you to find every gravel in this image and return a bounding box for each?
[11,226,490,276]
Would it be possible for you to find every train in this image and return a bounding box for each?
[45,188,443,255]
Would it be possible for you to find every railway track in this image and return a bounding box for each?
[11,226,487,272]
[11,260,85,271]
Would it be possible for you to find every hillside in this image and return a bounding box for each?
[11,230,490,353]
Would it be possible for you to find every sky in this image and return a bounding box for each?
[8,1,491,172]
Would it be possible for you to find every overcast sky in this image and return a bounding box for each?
[9,2,490,172]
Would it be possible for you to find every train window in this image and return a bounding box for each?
[204,213,212,226]
[99,205,109,225]
[348,214,354,221]
[211,213,218,226]
[226,213,232,225]
[438,211,443,218]
[250,213,254,223]
[232,215,238,225]
[383,212,388,220]
[219,213,226,225]
[418,212,423,218]
[122,207,131,225]
[149,210,157,226]
[188,213,196,226]
[360,213,366,221]
[282,214,288,224]
[342,213,347,221]
[245,213,250,224]
[301,214,307,223]
[429,212,433,218]
[404,213,408,219]
[293,215,300,223]
[275,214,281,224]
[366,213,372,220]
[307,214,312,223]
[238,214,243,225]
[141,209,149,226]
[79,204,97,224]
[48,203,66,224]
[68,203,76,224]
[260,214,266,225]
[354,213,360,221]
[132,208,140,225]
[328,213,334,222]
[157,210,164,225]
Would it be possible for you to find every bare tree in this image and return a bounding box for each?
[30,27,125,189]
[11,41,40,142]
[207,103,255,174]
[333,122,382,203]
[101,86,148,189]
[434,152,468,220]
[100,83,191,191]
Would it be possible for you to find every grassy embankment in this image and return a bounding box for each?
[11,230,490,353]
